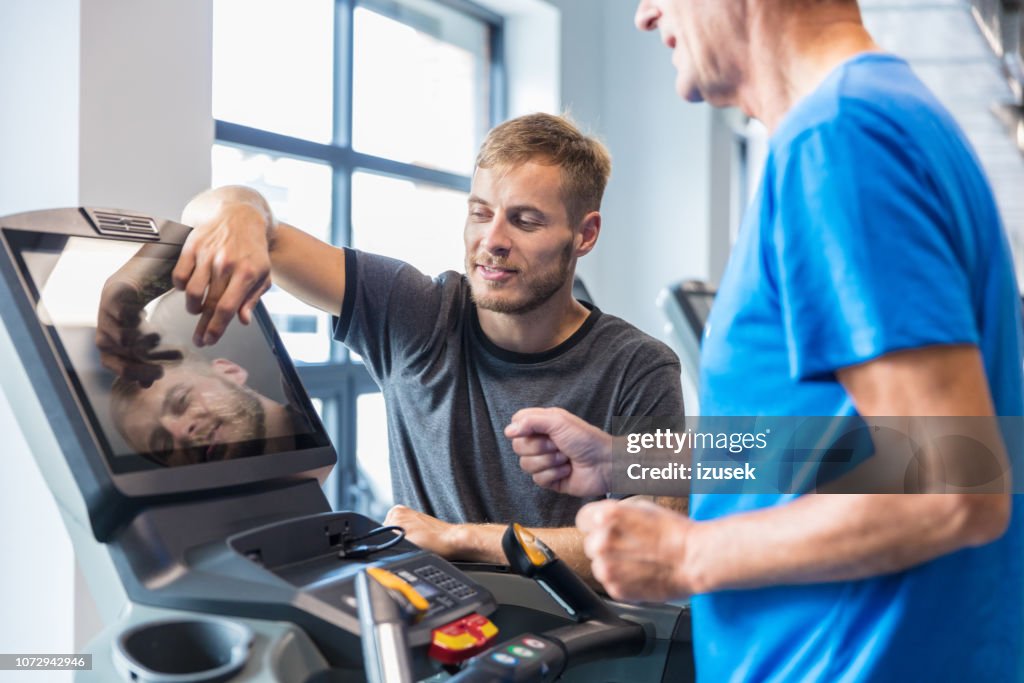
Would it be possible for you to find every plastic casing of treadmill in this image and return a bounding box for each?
[0,208,336,542]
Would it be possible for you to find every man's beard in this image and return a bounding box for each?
[468,240,574,315]
[204,377,268,461]
[219,378,267,442]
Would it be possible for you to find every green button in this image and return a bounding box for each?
[508,645,535,658]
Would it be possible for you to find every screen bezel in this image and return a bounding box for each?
[1,221,336,500]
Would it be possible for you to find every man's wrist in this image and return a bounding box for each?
[447,524,506,564]
[191,186,275,248]
[264,216,281,253]
[444,523,474,559]
[677,519,714,595]
[603,434,621,492]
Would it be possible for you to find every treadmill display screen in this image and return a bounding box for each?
[683,292,715,335]
[6,230,330,474]
[674,286,715,340]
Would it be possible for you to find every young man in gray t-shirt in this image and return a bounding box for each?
[173,113,684,578]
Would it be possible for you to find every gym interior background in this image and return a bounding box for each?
[1,0,1022,676]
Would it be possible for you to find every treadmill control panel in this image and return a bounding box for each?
[228,511,497,645]
[320,555,490,623]
[412,565,479,603]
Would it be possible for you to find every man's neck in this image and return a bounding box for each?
[476,288,592,355]
[738,4,881,132]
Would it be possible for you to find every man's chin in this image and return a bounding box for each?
[473,293,523,315]
[677,77,704,103]
[470,283,526,315]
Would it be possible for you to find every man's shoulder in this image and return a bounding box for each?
[352,249,470,307]
[340,248,472,357]
[775,54,943,153]
[588,310,680,367]
[353,249,465,285]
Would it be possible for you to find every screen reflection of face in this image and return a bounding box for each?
[116,359,266,466]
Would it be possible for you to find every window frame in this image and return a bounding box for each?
[213,0,506,510]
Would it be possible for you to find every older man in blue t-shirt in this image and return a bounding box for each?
[506,1,1024,681]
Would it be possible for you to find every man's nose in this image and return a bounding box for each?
[480,215,512,255]
[635,0,660,31]
[161,414,197,444]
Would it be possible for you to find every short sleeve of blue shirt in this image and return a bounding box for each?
[770,104,979,381]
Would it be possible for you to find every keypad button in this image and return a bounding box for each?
[491,653,518,666]
[509,645,535,658]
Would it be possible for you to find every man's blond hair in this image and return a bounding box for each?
[475,113,612,227]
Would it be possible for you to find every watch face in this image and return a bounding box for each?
[8,229,329,474]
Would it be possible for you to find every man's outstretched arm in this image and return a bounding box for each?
[177,185,345,347]
[385,497,687,585]
[384,505,596,580]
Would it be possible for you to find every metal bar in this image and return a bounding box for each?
[215,121,471,191]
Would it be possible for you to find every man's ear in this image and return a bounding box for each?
[211,358,249,385]
[575,211,601,257]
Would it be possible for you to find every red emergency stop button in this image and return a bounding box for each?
[429,614,499,665]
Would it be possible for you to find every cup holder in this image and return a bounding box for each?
[112,618,254,682]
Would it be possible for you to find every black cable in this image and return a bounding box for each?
[337,525,406,559]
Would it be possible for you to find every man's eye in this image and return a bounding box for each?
[171,387,190,415]
[469,210,490,220]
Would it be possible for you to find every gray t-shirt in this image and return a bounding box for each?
[334,249,684,527]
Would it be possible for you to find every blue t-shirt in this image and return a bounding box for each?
[695,53,1024,681]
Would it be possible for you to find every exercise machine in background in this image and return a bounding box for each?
[658,280,715,417]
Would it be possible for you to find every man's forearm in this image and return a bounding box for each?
[452,524,595,583]
[685,492,1008,594]
[268,223,346,316]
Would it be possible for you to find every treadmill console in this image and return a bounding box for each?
[670,280,716,341]
[0,208,335,538]
[659,280,716,416]
[0,208,497,676]
[225,512,496,645]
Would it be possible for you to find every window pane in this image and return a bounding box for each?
[310,397,340,510]
[351,171,466,276]
[310,397,325,418]
[357,392,392,511]
[213,0,334,142]
[211,144,333,363]
[353,0,490,175]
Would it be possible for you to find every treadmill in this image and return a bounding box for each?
[657,280,715,417]
[0,208,694,682]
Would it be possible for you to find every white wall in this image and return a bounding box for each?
[0,3,84,676]
[0,0,81,216]
[0,0,213,666]
[78,1,214,218]
[549,0,723,340]
[477,0,561,116]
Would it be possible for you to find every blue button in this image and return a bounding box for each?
[491,653,518,666]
